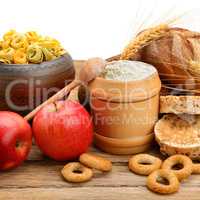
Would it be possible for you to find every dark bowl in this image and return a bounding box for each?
[0,53,75,115]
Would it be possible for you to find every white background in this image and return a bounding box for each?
[0,0,199,60]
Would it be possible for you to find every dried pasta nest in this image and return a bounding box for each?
[0,30,66,64]
[155,114,200,159]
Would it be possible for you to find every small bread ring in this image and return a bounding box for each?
[162,155,193,181]
[147,169,180,194]
[192,162,200,174]
[128,154,162,175]
[79,153,112,172]
[61,162,93,183]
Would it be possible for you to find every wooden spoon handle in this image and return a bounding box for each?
[24,80,79,121]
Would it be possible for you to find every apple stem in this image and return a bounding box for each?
[15,140,21,148]
[53,102,58,112]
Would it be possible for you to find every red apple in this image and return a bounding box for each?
[0,111,32,170]
[33,100,93,161]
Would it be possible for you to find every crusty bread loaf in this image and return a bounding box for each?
[155,114,200,159]
[160,96,200,114]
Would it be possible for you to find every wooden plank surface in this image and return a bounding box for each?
[0,145,200,200]
[0,61,200,200]
[1,187,200,200]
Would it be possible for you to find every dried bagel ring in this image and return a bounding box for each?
[61,162,93,183]
[79,153,112,172]
[192,162,200,174]
[162,155,193,181]
[128,154,162,175]
[147,169,180,194]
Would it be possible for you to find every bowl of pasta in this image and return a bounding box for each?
[0,30,74,113]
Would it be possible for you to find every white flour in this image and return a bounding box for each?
[101,60,157,81]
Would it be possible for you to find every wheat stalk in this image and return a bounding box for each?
[120,24,170,60]
[188,60,200,77]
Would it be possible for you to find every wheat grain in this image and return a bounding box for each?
[188,60,200,77]
[120,24,170,60]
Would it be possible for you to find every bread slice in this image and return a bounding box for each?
[160,95,200,114]
[155,114,200,159]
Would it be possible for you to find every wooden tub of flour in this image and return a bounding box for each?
[88,60,161,154]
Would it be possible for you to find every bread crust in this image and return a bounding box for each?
[160,95,200,114]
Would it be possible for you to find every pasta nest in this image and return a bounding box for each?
[0,30,66,64]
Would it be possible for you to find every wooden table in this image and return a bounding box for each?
[0,61,200,200]
[0,145,200,200]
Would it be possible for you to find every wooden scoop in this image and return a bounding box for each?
[24,57,106,121]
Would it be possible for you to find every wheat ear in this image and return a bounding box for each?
[120,24,170,60]
[188,60,200,77]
